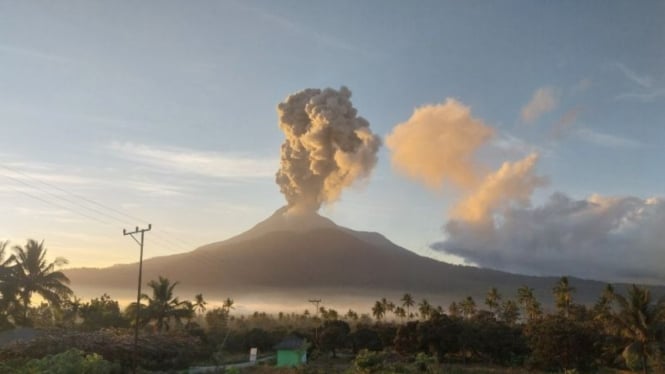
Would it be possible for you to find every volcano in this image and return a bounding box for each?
[64,208,664,310]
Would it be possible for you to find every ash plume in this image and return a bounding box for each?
[275,87,381,214]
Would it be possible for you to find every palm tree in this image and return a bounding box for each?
[485,287,502,315]
[0,241,19,328]
[593,284,616,332]
[553,276,575,317]
[499,300,520,325]
[193,293,207,315]
[380,297,394,313]
[9,240,72,325]
[222,297,234,313]
[394,306,407,322]
[401,293,415,320]
[418,299,432,320]
[459,296,477,319]
[448,301,461,317]
[517,286,542,322]
[345,309,358,321]
[612,285,665,374]
[141,276,191,332]
[372,300,386,321]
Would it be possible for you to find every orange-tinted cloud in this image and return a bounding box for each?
[385,99,494,190]
[452,153,547,222]
[521,87,558,123]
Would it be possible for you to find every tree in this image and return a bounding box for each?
[459,296,477,319]
[401,293,415,320]
[418,299,433,320]
[525,314,600,372]
[517,286,542,322]
[498,300,520,326]
[320,320,350,358]
[345,309,358,321]
[448,302,461,318]
[79,294,128,330]
[380,298,394,313]
[394,306,406,322]
[8,240,72,325]
[138,276,191,332]
[0,240,18,327]
[553,276,575,317]
[205,307,230,333]
[372,301,386,321]
[193,293,207,315]
[485,287,502,316]
[612,285,665,374]
[59,295,82,328]
[222,297,234,313]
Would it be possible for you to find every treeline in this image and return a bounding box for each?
[0,239,664,373]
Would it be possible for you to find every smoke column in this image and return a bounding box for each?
[275,87,381,214]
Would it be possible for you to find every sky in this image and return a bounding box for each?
[1,1,664,284]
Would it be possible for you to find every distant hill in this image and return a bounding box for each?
[65,207,665,311]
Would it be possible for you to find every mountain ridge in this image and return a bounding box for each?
[64,208,665,309]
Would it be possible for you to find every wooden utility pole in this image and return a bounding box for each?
[124,224,151,373]
[308,298,322,346]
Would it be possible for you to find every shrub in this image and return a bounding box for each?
[14,349,121,373]
[0,329,205,371]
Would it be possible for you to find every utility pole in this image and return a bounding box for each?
[124,224,151,374]
[308,298,321,346]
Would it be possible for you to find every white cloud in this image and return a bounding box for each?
[232,2,364,54]
[612,63,664,102]
[550,107,581,139]
[521,87,558,123]
[435,193,665,284]
[571,78,592,94]
[0,44,74,65]
[615,89,665,103]
[108,142,278,179]
[614,63,653,88]
[126,181,184,197]
[0,161,93,185]
[575,128,642,149]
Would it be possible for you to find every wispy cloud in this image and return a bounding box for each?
[108,142,278,179]
[125,181,184,197]
[612,63,664,103]
[615,89,665,103]
[614,63,653,88]
[575,127,642,149]
[232,1,366,54]
[571,78,592,95]
[0,160,94,185]
[491,133,549,158]
[550,107,582,140]
[0,44,75,65]
[521,87,558,123]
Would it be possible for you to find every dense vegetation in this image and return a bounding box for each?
[0,239,664,373]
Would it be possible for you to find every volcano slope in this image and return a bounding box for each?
[65,208,665,310]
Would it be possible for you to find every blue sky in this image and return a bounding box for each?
[1,1,664,281]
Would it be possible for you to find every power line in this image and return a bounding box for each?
[0,165,199,251]
[1,184,110,225]
[0,163,228,280]
[0,164,149,225]
[1,172,188,252]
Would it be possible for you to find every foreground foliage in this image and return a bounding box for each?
[0,243,663,374]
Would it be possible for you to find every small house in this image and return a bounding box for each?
[274,335,309,367]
